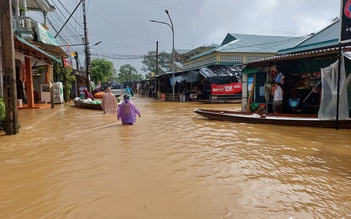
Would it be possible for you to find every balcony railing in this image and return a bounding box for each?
[13,16,36,40]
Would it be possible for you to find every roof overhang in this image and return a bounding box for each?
[14,35,62,64]
[26,0,55,12]
[29,40,68,57]
[244,46,341,68]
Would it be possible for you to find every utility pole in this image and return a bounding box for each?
[155,41,159,75]
[74,51,79,97]
[150,10,175,100]
[0,0,19,134]
[83,0,91,93]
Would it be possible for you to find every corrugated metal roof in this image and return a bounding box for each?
[219,33,306,53]
[187,33,306,61]
[245,46,339,66]
[278,39,339,54]
[26,0,55,12]
[279,20,339,54]
[175,49,191,54]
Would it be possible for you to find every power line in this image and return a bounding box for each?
[57,0,84,29]
[90,53,144,60]
[141,0,306,36]
[87,9,150,42]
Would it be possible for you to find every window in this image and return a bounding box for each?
[246,56,267,63]
[220,55,242,63]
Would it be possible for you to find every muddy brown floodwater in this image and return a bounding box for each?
[1,95,351,218]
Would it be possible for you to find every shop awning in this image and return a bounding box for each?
[180,71,201,82]
[168,72,201,85]
[245,46,340,68]
[241,67,261,74]
[14,35,62,64]
[199,66,241,84]
[29,40,68,57]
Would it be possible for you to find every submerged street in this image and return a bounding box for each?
[1,95,351,218]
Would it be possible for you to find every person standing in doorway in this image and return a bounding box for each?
[101,87,118,114]
[178,80,187,102]
[271,82,283,113]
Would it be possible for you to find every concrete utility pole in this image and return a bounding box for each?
[74,51,79,97]
[83,0,91,93]
[151,10,175,100]
[165,10,175,101]
[0,0,19,134]
[156,41,159,75]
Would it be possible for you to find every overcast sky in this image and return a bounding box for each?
[50,0,340,75]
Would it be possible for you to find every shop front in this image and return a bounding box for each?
[242,51,345,115]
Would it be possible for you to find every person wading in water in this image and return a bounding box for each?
[116,94,141,125]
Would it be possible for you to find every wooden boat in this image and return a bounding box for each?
[194,108,351,129]
[74,101,102,110]
[197,99,241,104]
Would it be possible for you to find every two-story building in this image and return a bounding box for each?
[1,0,68,108]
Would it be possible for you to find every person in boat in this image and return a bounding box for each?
[101,87,118,114]
[117,94,141,125]
[83,88,94,100]
[271,82,283,113]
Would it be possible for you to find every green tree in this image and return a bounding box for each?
[118,64,143,83]
[0,98,5,121]
[90,58,116,84]
[141,51,171,77]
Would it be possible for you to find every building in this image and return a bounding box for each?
[155,33,306,101]
[241,19,351,117]
[182,33,306,70]
[0,0,68,108]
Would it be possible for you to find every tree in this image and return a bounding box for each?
[141,51,171,77]
[118,64,143,83]
[90,58,116,85]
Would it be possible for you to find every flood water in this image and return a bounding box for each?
[1,95,351,219]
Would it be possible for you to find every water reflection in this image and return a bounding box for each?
[1,96,350,218]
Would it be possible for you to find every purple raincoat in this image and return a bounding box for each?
[117,99,140,124]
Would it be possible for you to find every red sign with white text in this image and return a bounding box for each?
[211,83,242,95]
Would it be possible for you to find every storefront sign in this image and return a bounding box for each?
[63,58,73,70]
[211,83,242,95]
[36,23,59,46]
[340,0,351,43]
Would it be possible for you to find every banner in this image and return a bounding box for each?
[211,83,242,95]
[340,0,351,43]
[36,23,59,46]
[63,58,73,70]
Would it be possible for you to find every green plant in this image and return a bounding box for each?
[19,4,26,15]
[0,98,5,121]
